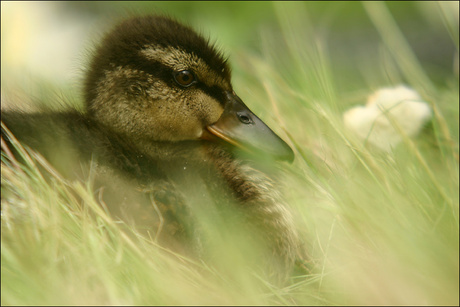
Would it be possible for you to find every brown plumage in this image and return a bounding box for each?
[2,15,301,281]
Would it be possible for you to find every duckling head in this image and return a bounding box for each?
[85,15,294,161]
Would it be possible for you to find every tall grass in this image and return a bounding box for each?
[2,1,458,305]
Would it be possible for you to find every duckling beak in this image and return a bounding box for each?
[204,92,294,162]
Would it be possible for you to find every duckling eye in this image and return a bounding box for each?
[174,70,196,87]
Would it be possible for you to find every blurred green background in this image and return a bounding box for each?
[2,1,458,101]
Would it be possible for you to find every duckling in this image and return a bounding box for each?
[2,15,300,280]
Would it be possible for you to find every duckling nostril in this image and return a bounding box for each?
[237,112,254,125]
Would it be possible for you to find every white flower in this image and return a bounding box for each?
[343,85,432,151]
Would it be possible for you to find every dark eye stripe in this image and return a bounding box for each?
[130,60,174,86]
[129,57,227,106]
[195,84,226,106]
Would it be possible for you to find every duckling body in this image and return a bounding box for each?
[2,15,300,279]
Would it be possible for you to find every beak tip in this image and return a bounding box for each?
[278,146,295,163]
[287,152,295,163]
[205,92,296,163]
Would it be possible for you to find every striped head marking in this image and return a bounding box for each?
[84,15,232,141]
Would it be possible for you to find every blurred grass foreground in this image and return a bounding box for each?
[1,1,459,305]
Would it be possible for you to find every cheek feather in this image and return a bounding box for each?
[188,91,224,126]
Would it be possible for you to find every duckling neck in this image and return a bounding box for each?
[205,145,299,266]
[131,138,299,270]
